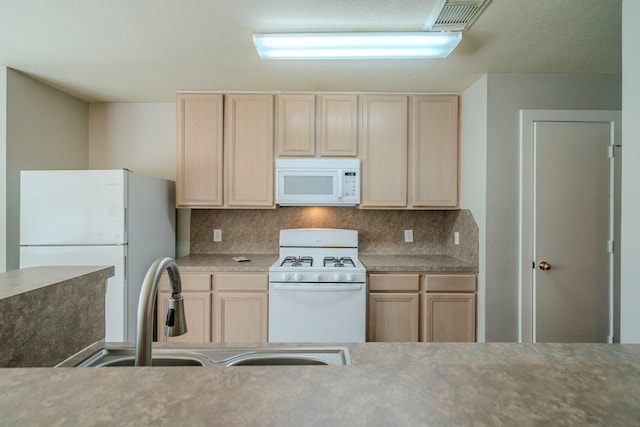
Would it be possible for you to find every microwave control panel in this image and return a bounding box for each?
[343,171,358,197]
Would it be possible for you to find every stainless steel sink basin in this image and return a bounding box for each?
[70,346,351,367]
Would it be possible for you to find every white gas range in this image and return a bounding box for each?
[268,228,366,343]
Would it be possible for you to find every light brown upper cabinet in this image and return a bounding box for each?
[176,93,224,207]
[224,94,275,208]
[276,93,358,157]
[409,95,459,208]
[318,94,358,157]
[176,92,275,209]
[359,94,408,208]
[276,94,316,157]
[177,91,457,209]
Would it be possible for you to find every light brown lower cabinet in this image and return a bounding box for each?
[157,291,212,343]
[156,272,212,343]
[213,273,268,343]
[421,293,476,342]
[421,274,477,342]
[368,293,419,342]
[367,273,420,342]
[156,271,268,344]
[366,272,477,343]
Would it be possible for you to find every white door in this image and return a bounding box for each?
[520,110,621,343]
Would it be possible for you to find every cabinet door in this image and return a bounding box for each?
[360,95,408,207]
[224,94,274,207]
[318,94,358,157]
[368,293,419,342]
[156,291,212,343]
[410,95,459,207]
[276,94,315,156]
[176,93,224,207]
[422,293,476,342]
[213,292,268,343]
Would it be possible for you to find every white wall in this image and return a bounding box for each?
[88,103,189,257]
[461,73,622,342]
[3,69,88,271]
[88,103,176,180]
[460,75,488,342]
[620,0,640,343]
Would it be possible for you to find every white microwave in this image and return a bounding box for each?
[275,158,360,206]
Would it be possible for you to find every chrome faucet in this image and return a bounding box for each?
[135,257,187,366]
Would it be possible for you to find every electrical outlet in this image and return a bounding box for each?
[404,229,413,243]
[454,231,460,245]
[213,229,222,242]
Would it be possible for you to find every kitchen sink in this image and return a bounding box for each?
[70,346,351,367]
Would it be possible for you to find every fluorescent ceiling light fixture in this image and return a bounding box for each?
[253,32,462,59]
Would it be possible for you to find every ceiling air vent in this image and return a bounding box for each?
[424,0,492,31]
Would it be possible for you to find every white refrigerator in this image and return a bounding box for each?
[19,169,176,342]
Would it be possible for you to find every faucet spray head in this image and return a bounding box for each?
[165,295,188,337]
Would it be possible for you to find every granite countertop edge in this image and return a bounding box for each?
[0,266,115,300]
[176,253,478,273]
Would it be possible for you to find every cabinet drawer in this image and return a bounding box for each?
[423,274,476,292]
[368,274,419,292]
[214,273,268,291]
[159,272,211,292]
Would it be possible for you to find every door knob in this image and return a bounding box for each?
[538,261,552,271]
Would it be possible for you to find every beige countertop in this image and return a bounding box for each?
[360,254,477,272]
[175,254,278,272]
[2,342,639,425]
[0,265,114,299]
[176,253,477,273]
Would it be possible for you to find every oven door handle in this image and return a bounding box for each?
[271,284,363,292]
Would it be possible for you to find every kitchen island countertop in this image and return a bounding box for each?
[2,342,639,425]
[0,266,113,368]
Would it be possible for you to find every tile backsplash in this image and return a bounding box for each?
[190,207,478,265]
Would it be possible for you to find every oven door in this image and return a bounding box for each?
[268,283,366,343]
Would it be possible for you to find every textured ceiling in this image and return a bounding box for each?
[0,0,622,102]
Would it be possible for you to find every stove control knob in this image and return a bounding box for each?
[333,273,343,281]
[281,273,290,281]
[346,274,354,282]
[293,273,302,282]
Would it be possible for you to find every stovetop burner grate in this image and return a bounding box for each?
[323,256,355,268]
[281,256,313,267]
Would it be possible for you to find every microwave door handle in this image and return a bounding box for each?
[337,172,343,199]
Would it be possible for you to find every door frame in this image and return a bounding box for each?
[519,109,621,343]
